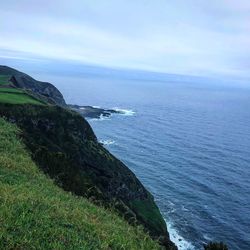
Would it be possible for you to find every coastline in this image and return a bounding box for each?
[69,104,122,118]
[86,107,194,250]
[69,104,135,119]
[0,65,177,249]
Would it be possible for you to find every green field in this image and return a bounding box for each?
[0,75,10,86]
[0,87,24,93]
[0,88,45,105]
[0,118,160,250]
[0,74,44,105]
[0,82,44,105]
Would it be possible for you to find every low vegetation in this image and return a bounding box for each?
[0,103,173,248]
[0,75,10,85]
[0,118,160,249]
[0,75,44,105]
[0,89,44,105]
[0,68,229,249]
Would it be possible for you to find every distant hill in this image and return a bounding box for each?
[0,65,66,106]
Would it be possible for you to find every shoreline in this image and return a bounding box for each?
[69,104,135,119]
[68,104,122,119]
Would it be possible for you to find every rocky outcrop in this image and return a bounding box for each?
[68,104,123,118]
[204,242,228,250]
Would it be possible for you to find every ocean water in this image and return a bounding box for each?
[38,73,250,250]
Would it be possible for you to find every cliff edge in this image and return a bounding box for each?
[0,66,176,249]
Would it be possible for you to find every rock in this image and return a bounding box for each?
[68,104,122,119]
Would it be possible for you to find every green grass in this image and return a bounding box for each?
[0,74,46,105]
[0,88,24,93]
[0,118,160,250]
[0,75,10,85]
[129,199,167,236]
[0,88,45,105]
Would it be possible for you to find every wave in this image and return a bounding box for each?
[88,114,111,122]
[167,221,196,250]
[87,107,135,121]
[113,108,136,116]
[99,139,115,145]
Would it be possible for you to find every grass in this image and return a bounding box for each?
[0,118,160,250]
[0,74,45,105]
[0,88,24,93]
[0,88,45,105]
[129,199,167,236]
[0,75,10,85]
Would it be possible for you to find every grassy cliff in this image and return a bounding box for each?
[0,66,177,249]
[0,88,45,105]
[0,118,160,249]
[0,103,173,247]
[0,66,229,250]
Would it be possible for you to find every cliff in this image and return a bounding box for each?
[0,118,160,249]
[0,66,176,249]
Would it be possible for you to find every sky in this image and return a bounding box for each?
[0,0,250,78]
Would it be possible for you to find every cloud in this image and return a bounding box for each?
[0,0,249,78]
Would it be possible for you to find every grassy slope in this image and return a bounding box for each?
[0,118,160,250]
[0,72,170,248]
[0,88,24,93]
[0,75,10,85]
[0,75,44,105]
[0,103,173,248]
[0,91,45,105]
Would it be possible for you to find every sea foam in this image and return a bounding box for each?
[113,108,136,116]
[89,114,110,122]
[99,139,115,145]
[167,221,195,250]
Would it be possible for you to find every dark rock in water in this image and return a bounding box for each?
[68,104,122,119]
[0,66,123,119]
[0,65,66,107]
[204,242,228,250]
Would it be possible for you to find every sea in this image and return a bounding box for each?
[29,70,250,249]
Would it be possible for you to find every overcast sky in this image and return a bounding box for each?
[0,0,250,78]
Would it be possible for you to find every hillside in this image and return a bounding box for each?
[0,88,45,105]
[0,118,160,249]
[0,66,66,106]
[0,66,177,249]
